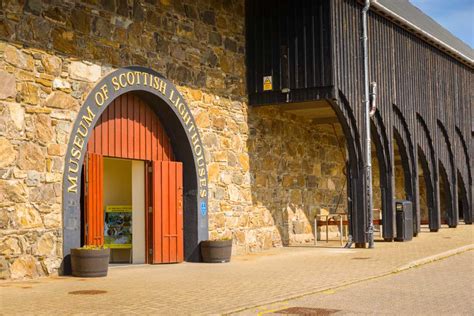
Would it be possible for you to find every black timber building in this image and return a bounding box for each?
[246,0,473,245]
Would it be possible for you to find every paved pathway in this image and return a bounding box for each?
[237,251,474,315]
[0,225,473,315]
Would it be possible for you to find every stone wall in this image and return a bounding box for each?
[0,0,352,279]
[371,148,382,211]
[439,169,449,223]
[394,163,406,200]
[247,107,348,247]
[0,0,247,279]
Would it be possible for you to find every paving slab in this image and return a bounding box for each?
[236,251,474,315]
[0,225,473,315]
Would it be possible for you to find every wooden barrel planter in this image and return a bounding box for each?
[71,248,110,277]
[200,239,232,263]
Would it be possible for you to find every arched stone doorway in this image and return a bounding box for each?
[82,93,182,264]
[61,67,208,274]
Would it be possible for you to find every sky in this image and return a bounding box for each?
[410,0,474,48]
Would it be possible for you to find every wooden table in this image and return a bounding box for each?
[314,209,383,246]
[314,213,347,246]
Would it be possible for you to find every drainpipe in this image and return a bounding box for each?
[362,0,375,248]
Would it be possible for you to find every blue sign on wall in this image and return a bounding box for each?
[200,201,207,216]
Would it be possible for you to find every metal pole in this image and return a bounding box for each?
[362,0,375,248]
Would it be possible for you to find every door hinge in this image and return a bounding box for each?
[149,248,153,255]
[148,166,152,173]
[148,206,153,213]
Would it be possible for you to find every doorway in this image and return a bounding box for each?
[81,92,184,265]
[102,158,146,264]
[62,68,210,274]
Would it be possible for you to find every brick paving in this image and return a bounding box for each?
[1,225,473,315]
[237,251,474,315]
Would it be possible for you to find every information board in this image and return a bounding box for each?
[104,205,132,249]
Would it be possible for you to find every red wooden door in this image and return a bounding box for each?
[85,153,104,246]
[152,161,184,263]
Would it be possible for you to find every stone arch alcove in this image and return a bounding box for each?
[61,66,209,274]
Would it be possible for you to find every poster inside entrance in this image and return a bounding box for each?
[104,205,132,249]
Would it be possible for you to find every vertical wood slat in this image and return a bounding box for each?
[88,153,93,245]
[121,95,127,158]
[176,163,184,262]
[145,161,150,264]
[115,97,121,158]
[95,116,102,154]
[152,160,162,264]
[151,108,158,161]
[88,122,95,153]
[139,99,146,160]
[133,95,140,159]
[99,154,104,245]
[86,153,104,246]
[109,100,115,156]
[169,162,177,263]
[158,123,164,161]
[145,106,152,161]
[127,94,133,159]
[102,106,109,155]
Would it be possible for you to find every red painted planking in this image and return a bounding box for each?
[127,94,133,159]
[152,160,163,264]
[139,99,146,160]
[109,100,115,156]
[161,162,170,263]
[169,162,177,263]
[151,161,183,264]
[102,106,109,155]
[85,153,104,246]
[133,95,140,159]
[176,163,184,262]
[87,93,173,162]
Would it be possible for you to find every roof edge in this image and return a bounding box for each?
[370,0,474,68]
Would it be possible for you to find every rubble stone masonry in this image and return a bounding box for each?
[1,0,353,279]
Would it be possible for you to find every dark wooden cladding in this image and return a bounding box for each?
[87,93,174,162]
[245,0,473,243]
[246,0,333,105]
[328,0,473,240]
[333,0,473,237]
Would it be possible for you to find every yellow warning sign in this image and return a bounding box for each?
[263,76,273,91]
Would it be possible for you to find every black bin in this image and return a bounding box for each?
[395,200,413,242]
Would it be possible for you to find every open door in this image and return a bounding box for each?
[151,161,184,263]
[84,152,104,246]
